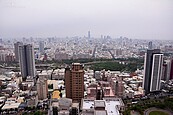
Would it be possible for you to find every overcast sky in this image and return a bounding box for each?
[0,0,173,40]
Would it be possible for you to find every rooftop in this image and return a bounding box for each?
[2,102,21,110]
[59,98,72,107]
[94,100,105,108]
[82,99,94,110]
[52,102,59,107]
[52,90,60,99]
[72,63,81,65]
[105,100,120,115]
[94,110,107,115]
[82,98,123,115]
[59,110,69,114]
[72,103,79,108]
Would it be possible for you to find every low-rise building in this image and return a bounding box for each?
[81,98,124,115]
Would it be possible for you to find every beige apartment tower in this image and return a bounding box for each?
[37,78,48,100]
[65,63,84,103]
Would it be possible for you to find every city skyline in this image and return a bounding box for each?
[0,0,173,40]
[0,34,173,114]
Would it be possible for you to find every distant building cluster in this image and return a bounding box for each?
[0,36,173,62]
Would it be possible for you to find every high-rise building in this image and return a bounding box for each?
[162,60,172,82]
[88,31,90,39]
[162,63,167,81]
[19,44,35,81]
[143,49,163,94]
[114,76,124,97]
[148,41,153,49]
[39,41,44,54]
[5,54,15,62]
[170,59,173,80]
[37,78,48,100]
[0,38,2,44]
[14,42,23,62]
[65,63,84,103]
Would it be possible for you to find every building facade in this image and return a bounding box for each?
[19,44,35,81]
[143,49,163,94]
[39,41,44,54]
[14,42,23,62]
[162,59,172,82]
[170,59,173,80]
[65,63,84,103]
[150,54,163,91]
[36,78,48,100]
[148,41,153,50]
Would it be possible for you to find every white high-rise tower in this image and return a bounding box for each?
[143,49,163,94]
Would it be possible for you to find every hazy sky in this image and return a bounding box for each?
[0,0,173,40]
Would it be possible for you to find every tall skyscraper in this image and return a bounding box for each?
[39,41,44,54]
[162,60,172,82]
[88,31,90,39]
[148,41,153,49]
[19,44,35,81]
[170,59,173,80]
[0,38,2,44]
[143,49,163,94]
[65,63,84,103]
[162,63,167,81]
[14,42,23,62]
